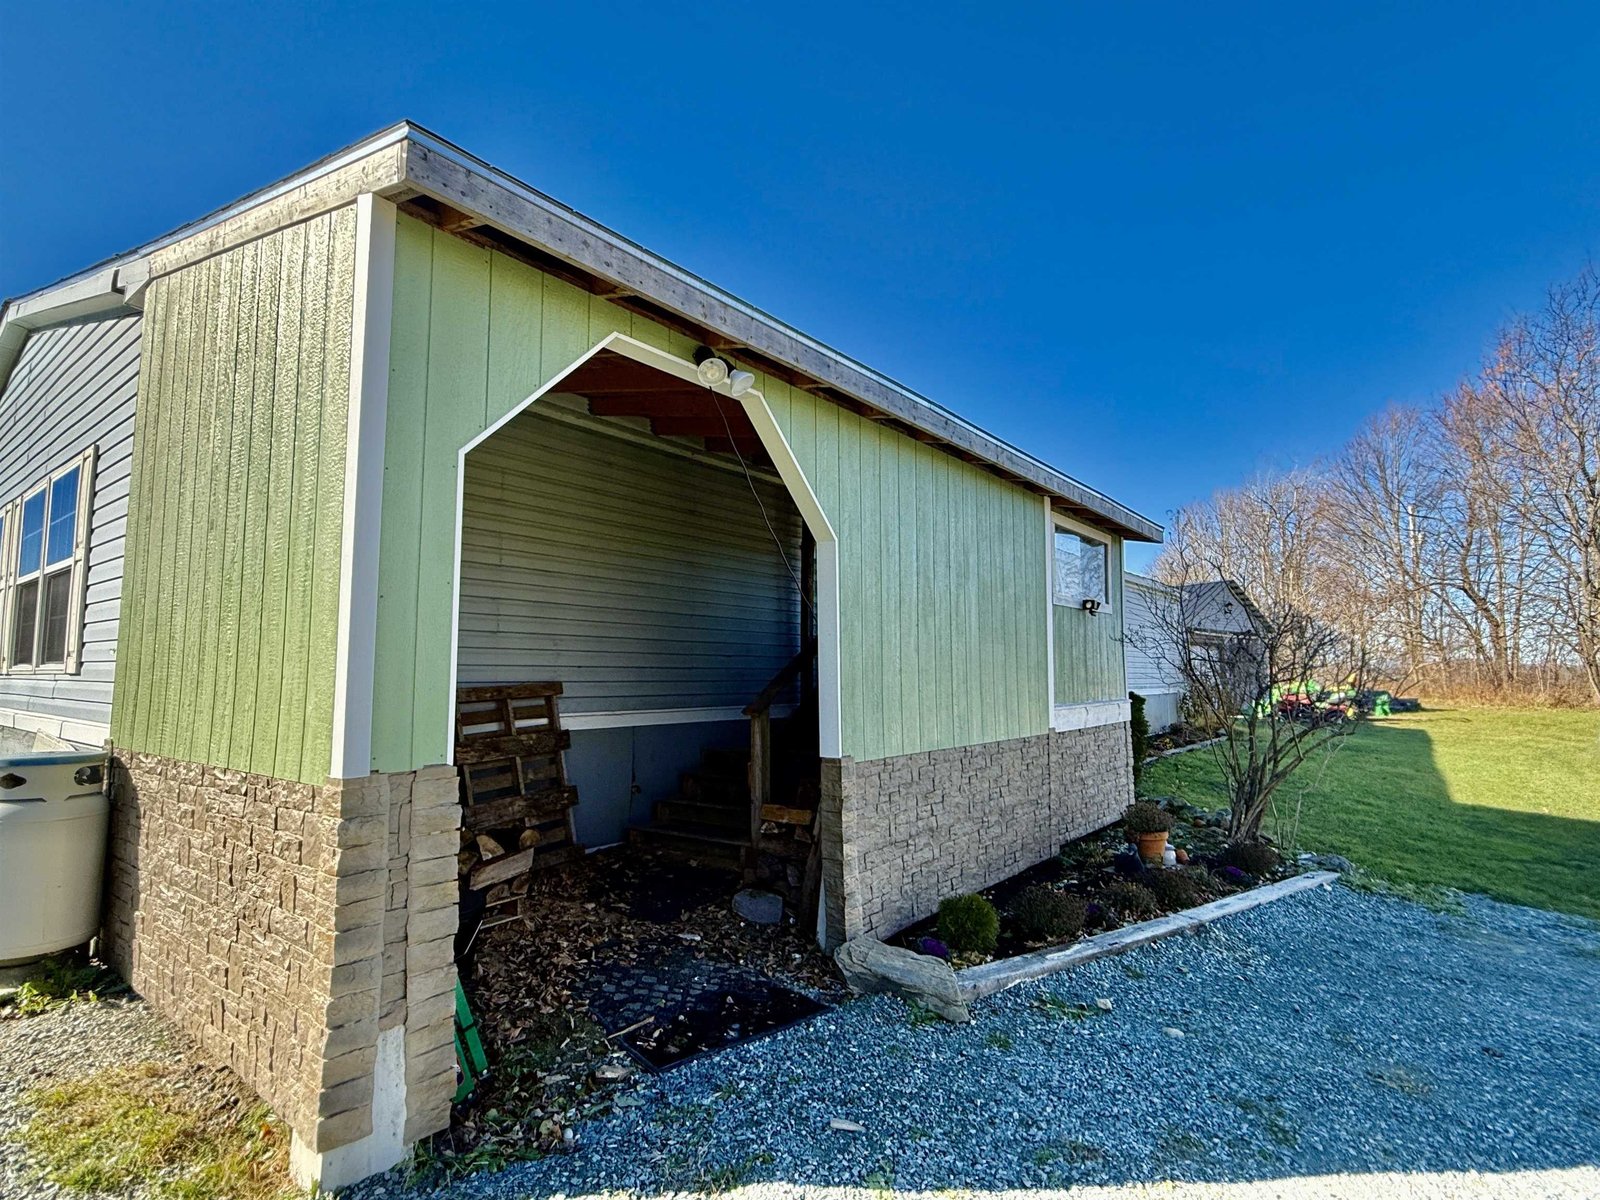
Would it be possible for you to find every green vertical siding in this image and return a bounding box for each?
[1053,537,1127,704]
[112,207,357,785]
[375,216,1050,771]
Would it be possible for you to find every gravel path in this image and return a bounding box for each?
[0,994,179,1200]
[5,886,1596,1199]
[354,883,1600,1200]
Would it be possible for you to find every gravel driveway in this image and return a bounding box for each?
[358,883,1600,1199]
[6,885,1597,1199]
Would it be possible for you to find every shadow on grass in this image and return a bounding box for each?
[1149,713,1600,922]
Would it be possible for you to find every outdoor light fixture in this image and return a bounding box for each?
[693,346,730,386]
[728,369,756,397]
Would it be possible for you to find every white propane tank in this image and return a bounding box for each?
[0,749,110,965]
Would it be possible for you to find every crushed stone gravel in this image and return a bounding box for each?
[0,994,179,1200]
[348,883,1600,1200]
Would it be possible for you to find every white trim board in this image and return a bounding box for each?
[1051,699,1131,732]
[0,705,109,749]
[559,704,796,732]
[330,194,397,779]
[447,332,844,765]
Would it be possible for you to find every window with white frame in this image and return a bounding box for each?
[0,447,96,674]
[1053,524,1110,610]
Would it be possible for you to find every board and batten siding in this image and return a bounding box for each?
[0,312,142,743]
[112,206,357,786]
[459,404,802,713]
[1053,535,1127,705]
[374,214,1048,772]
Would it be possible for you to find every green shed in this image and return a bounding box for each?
[0,122,1160,1187]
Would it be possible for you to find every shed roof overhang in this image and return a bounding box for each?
[1,122,1162,543]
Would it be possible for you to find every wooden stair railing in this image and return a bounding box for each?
[742,640,815,868]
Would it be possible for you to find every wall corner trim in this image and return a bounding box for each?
[330,193,397,779]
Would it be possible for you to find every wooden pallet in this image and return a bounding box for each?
[455,682,583,929]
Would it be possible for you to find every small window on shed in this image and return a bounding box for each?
[1053,527,1110,609]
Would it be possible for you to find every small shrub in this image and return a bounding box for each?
[938,893,1000,954]
[1009,885,1088,944]
[1098,880,1160,920]
[1129,691,1150,784]
[1146,868,1208,911]
[1221,841,1281,876]
[1123,800,1173,835]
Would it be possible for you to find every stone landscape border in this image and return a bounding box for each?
[1142,734,1228,765]
[956,870,1338,1000]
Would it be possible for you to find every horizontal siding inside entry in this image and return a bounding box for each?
[458,407,804,714]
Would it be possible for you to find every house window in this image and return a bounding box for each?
[1,448,95,674]
[1053,526,1109,609]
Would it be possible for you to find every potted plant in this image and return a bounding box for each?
[1124,801,1174,865]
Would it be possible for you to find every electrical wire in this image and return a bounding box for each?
[705,382,817,621]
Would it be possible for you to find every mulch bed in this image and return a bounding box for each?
[892,799,1300,964]
[434,845,842,1176]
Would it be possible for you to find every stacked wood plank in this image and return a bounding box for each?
[455,683,582,929]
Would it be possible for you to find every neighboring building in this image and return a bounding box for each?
[0,123,1161,1188]
[1123,572,1267,729]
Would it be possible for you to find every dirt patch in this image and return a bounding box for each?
[434,845,842,1179]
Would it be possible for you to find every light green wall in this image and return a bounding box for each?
[376,216,1051,769]
[113,207,357,784]
[1053,536,1127,704]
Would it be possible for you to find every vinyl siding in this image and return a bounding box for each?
[1124,576,1188,698]
[112,206,357,785]
[1053,536,1127,704]
[375,215,1049,771]
[0,311,142,741]
[459,405,803,712]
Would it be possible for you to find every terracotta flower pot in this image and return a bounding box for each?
[1136,831,1169,865]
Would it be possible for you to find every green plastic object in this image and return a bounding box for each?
[454,982,489,1104]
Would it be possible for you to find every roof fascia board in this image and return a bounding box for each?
[0,265,143,396]
[398,129,1162,543]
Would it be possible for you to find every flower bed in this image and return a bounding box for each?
[892,797,1304,969]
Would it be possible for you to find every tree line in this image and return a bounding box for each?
[1153,267,1600,706]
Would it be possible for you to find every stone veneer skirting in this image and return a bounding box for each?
[817,721,1133,946]
[103,752,462,1175]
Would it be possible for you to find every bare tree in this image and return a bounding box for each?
[1137,530,1369,843]
[1151,264,1599,709]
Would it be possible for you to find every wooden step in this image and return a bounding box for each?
[627,822,747,867]
[655,799,748,830]
[679,771,746,805]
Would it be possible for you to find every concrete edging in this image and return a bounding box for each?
[957,871,1339,1001]
[1142,735,1228,765]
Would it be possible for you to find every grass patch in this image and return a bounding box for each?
[1142,709,1600,920]
[17,1061,295,1199]
[983,1030,1014,1051]
[5,956,123,1017]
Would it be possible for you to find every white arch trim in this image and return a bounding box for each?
[448,332,844,763]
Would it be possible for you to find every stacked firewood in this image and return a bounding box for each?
[455,683,583,930]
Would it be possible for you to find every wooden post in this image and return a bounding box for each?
[747,710,771,879]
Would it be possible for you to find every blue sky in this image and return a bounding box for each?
[3,3,1596,570]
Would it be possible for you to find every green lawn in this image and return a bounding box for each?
[1140,708,1600,921]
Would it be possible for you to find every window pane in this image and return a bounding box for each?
[1053,530,1081,605]
[18,490,45,575]
[1080,538,1107,604]
[12,578,38,665]
[41,570,73,664]
[46,468,79,566]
